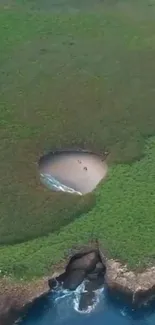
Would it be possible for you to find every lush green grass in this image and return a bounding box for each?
[1,1,155,270]
[0,136,155,279]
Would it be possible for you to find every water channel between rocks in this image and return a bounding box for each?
[18,282,155,325]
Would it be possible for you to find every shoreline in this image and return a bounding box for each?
[1,243,155,325]
[39,151,108,194]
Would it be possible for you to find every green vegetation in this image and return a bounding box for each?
[0,137,155,278]
[0,191,95,244]
[1,0,155,277]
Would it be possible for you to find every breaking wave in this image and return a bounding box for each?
[73,281,104,314]
[40,173,82,195]
[52,280,104,316]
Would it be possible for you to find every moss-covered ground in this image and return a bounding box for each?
[0,0,155,278]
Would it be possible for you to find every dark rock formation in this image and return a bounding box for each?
[79,290,95,311]
[96,261,106,273]
[66,250,100,273]
[48,272,67,290]
[48,278,58,290]
[61,248,106,290]
[87,262,106,281]
[63,269,86,291]
[48,247,106,291]
[65,242,155,307]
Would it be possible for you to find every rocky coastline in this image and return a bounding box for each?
[1,242,155,325]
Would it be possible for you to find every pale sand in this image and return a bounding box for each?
[39,152,108,194]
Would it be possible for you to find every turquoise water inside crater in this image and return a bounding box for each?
[18,282,155,325]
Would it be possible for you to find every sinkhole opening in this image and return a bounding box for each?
[38,149,108,195]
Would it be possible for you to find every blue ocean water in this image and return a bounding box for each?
[18,281,155,325]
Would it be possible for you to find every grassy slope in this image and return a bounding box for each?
[1,8,155,244]
[0,0,155,275]
[0,136,155,278]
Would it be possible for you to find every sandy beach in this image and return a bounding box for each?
[39,152,108,194]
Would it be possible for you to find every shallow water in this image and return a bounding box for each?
[19,282,155,325]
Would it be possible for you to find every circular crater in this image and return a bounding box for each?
[39,150,108,195]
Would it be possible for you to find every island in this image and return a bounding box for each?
[0,0,155,324]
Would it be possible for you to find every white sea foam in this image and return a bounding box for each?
[120,308,128,317]
[52,281,104,316]
[40,173,82,195]
[73,281,104,314]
